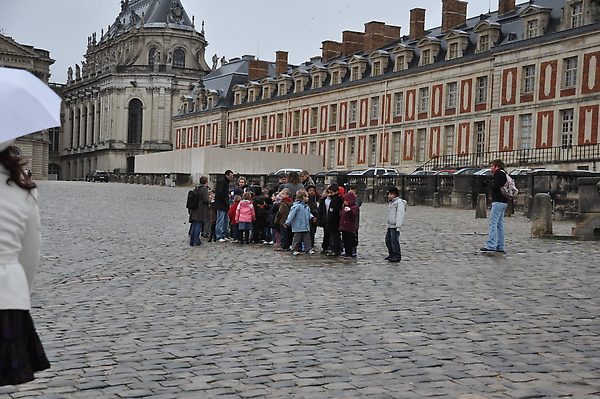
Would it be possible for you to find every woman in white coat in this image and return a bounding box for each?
[0,140,50,386]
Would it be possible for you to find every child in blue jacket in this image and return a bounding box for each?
[284,189,315,255]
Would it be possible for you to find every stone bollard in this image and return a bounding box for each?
[466,194,473,209]
[408,191,416,206]
[475,194,487,218]
[433,192,441,208]
[531,193,553,238]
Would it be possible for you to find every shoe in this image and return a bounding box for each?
[327,252,340,257]
[292,251,301,256]
[232,239,239,243]
[384,256,390,260]
[309,249,316,254]
[388,257,401,262]
[340,254,353,259]
[495,249,505,253]
[217,238,227,243]
[275,247,284,251]
[320,249,329,255]
[480,247,495,252]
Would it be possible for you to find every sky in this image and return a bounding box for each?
[0,0,495,84]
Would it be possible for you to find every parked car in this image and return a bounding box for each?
[409,170,435,175]
[453,167,480,175]
[382,171,407,176]
[434,170,456,175]
[270,168,303,176]
[348,168,399,176]
[90,170,109,182]
[474,168,493,176]
[509,168,532,176]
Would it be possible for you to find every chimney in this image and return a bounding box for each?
[410,8,426,40]
[364,21,401,52]
[442,0,468,32]
[275,51,288,75]
[248,59,269,82]
[342,30,365,57]
[498,0,516,16]
[322,40,343,61]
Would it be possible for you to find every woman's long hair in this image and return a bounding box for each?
[0,146,36,192]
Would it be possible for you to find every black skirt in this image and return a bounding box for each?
[0,309,50,387]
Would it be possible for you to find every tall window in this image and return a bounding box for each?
[233,121,239,141]
[526,19,539,39]
[476,76,488,104]
[416,129,427,163]
[332,71,340,85]
[523,65,536,94]
[396,55,405,71]
[278,83,287,96]
[247,119,253,140]
[394,92,404,116]
[193,126,199,144]
[448,43,460,60]
[310,107,318,129]
[263,87,271,99]
[127,99,143,143]
[148,47,158,65]
[173,49,185,68]
[564,57,578,88]
[444,125,455,155]
[348,137,356,168]
[369,135,377,166]
[446,82,457,108]
[520,114,533,149]
[330,104,338,127]
[294,80,303,93]
[293,110,300,131]
[475,121,486,155]
[349,101,357,123]
[351,66,360,81]
[206,124,212,145]
[372,61,381,76]
[392,132,401,164]
[309,141,317,155]
[419,87,429,113]
[312,75,321,89]
[276,113,284,134]
[261,116,268,139]
[571,2,583,28]
[328,139,336,169]
[421,49,431,65]
[479,35,490,52]
[561,109,574,148]
[49,127,60,152]
[371,97,380,120]
[248,90,255,102]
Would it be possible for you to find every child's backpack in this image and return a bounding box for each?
[500,172,519,199]
[186,189,200,210]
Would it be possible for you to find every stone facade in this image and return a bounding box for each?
[0,33,56,179]
[61,0,210,179]
[173,0,600,174]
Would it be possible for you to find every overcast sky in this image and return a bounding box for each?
[1,0,495,84]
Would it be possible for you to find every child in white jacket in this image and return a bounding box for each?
[385,187,407,262]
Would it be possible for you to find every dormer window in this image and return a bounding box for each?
[571,2,583,28]
[276,74,293,96]
[235,92,241,105]
[369,51,390,77]
[444,30,469,61]
[520,5,552,40]
[392,44,414,72]
[328,61,348,86]
[260,78,276,99]
[527,20,539,39]
[473,21,501,53]
[417,37,441,66]
[247,82,260,102]
[233,85,247,105]
[349,56,368,81]
[263,87,271,98]
[248,91,255,102]
[309,65,328,89]
[292,70,310,93]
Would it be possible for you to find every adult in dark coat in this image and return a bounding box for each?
[189,176,210,246]
[215,170,234,241]
[317,184,343,256]
[481,159,509,252]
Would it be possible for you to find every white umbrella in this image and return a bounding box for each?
[0,67,62,147]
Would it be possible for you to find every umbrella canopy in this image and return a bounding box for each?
[0,67,62,146]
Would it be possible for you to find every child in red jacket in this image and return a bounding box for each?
[235,192,256,244]
[339,192,358,259]
[228,195,241,242]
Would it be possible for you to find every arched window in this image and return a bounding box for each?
[173,49,185,68]
[128,99,143,144]
[148,47,158,65]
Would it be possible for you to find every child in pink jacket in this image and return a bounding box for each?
[235,192,256,244]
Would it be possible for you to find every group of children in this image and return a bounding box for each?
[195,172,407,262]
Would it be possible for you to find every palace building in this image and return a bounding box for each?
[172,0,600,173]
[61,0,211,179]
[0,33,57,179]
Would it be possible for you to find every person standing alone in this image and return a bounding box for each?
[481,159,508,253]
[385,187,406,262]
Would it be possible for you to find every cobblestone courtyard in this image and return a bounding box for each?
[1,181,599,398]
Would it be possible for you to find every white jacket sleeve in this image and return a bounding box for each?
[19,194,42,294]
[395,200,406,231]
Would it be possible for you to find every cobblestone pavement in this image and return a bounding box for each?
[1,181,599,399]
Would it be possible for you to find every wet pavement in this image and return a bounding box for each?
[1,181,599,398]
